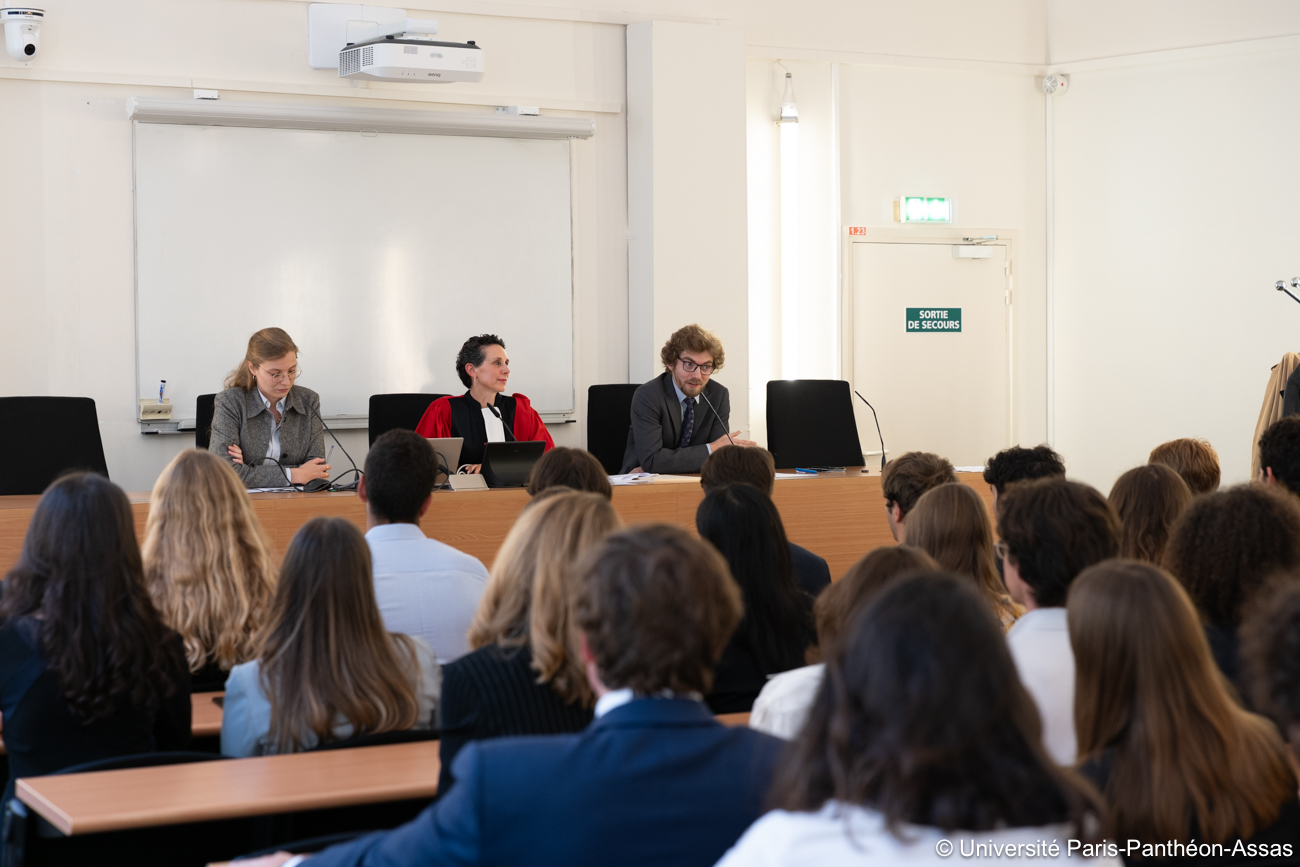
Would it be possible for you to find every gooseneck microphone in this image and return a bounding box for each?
[697,388,734,446]
[310,402,362,490]
[489,405,517,442]
[853,390,887,472]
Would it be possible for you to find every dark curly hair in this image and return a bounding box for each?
[983,445,1066,496]
[1163,485,1300,626]
[1243,579,1300,748]
[1259,416,1300,494]
[455,334,506,388]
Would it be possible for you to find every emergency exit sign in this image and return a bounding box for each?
[907,307,962,332]
[901,196,952,223]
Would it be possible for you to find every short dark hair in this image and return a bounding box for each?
[881,451,956,516]
[1260,416,1300,494]
[983,445,1066,496]
[1149,438,1220,495]
[363,429,437,524]
[455,334,505,388]
[574,524,742,695]
[1243,579,1300,749]
[996,477,1120,608]
[526,447,612,499]
[1163,485,1300,626]
[699,446,776,495]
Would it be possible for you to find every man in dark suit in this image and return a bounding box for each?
[248,525,784,867]
[620,324,756,474]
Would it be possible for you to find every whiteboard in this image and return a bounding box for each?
[134,122,574,421]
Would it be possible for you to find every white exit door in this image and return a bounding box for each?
[849,241,1012,468]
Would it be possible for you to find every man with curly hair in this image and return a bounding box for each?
[620,324,756,474]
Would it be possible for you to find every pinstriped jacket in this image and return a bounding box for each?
[208,385,325,488]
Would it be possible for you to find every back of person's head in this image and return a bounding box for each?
[1107,464,1194,564]
[4,472,180,723]
[696,484,810,674]
[1070,560,1295,845]
[1163,485,1300,627]
[525,447,612,500]
[142,449,277,674]
[575,524,742,695]
[995,478,1119,608]
[1149,437,1220,495]
[1260,416,1300,494]
[982,445,1066,496]
[699,446,776,495]
[880,451,956,517]
[1243,579,1300,753]
[362,429,437,523]
[905,483,1017,625]
[258,517,420,753]
[468,491,621,705]
[771,571,1102,838]
[812,546,938,658]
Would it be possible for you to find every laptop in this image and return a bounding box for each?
[481,441,546,488]
[425,437,464,486]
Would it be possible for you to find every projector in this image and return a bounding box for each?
[338,18,484,83]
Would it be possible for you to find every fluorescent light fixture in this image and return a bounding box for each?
[779,72,799,379]
[901,196,952,223]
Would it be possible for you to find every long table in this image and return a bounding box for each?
[0,471,990,581]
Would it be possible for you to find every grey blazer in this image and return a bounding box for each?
[620,372,729,474]
[209,385,326,488]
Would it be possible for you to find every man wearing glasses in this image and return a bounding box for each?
[620,324,756,474]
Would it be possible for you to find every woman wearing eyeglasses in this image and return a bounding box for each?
[209,327,331,489]
[414,334,554,474]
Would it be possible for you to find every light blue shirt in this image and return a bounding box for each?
[256,389,293,484]
[671,380,711,454]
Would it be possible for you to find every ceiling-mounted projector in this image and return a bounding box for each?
[339,18,483,83]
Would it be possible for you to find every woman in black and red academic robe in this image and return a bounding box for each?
[415,334,554,473]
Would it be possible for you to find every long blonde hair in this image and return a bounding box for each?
[906,483,1020,627]
[142,449,277,673]
[467,491,622,706]
[224,327,298,391]
[258,517,420,754]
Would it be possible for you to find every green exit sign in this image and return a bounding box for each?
[901,196,952,223]
[907,307,962,332]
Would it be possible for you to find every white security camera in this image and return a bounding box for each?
[1,7,42,62]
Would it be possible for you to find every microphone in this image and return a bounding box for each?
[488,405,517,442]
[309,401,362,491]
[697,388,734,446]
[853,390,887,472]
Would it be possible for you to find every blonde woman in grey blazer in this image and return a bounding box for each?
[208,328,330,489]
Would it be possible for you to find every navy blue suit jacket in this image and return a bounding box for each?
[309,698,784,867]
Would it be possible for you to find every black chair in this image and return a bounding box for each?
[586,384,641,474]
[368,394,447,447]
[766,380,865,470]
[0,397,109,495]
[194,393,217,451]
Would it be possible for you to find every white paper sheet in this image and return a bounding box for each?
[608,473,658,486]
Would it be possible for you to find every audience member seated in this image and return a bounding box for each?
[880,451,955,543]
[1149,437,1221,494]
[359,429,489,664]
[1259,415,1300,494]
[997,478,1119,765]
[1163,485,1300,693]
[142,449,277,691]
[718,572,1115,866]
[0,473,191,801]
[1243,580,1300,756]
[1106,463,1193,564]
[906,483,1021,629]
[697,484,815,713]
[253,525,784,867]
[982,444,1066,507]
[221,517,437,757]
[1070,560,1300,862]
[525,446,613,499]
[438,491,620,791]
[749,546,937,739]
[699,446,831,597]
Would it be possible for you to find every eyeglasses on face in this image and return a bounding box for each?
[261,367,301,384]
[678,358,715,375]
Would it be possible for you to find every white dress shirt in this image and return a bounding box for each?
[749,664,824,740]
[365,523,490,665]
[481,406,507,444]
[256,389,293,484]
[715,801,1121,866]
[1005,607,1076,765]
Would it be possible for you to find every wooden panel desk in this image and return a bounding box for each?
[16,741,441,836]
[0,472,991,582]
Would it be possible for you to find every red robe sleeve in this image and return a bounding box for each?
[414,396,453,438]
[510,393,555,452]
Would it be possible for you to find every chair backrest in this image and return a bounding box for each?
[368,394,447,447]
[766,380,865,469]
[194,393,217,451]
[307,729,439,753]
[586,384,641,474]
[0,397,110,495]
